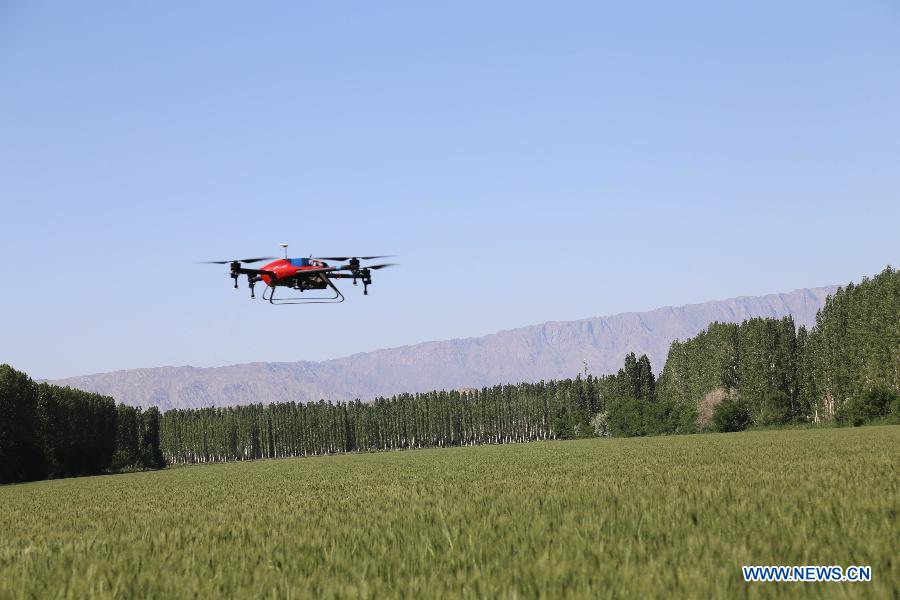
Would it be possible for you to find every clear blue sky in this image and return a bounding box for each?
[2,1,898,379]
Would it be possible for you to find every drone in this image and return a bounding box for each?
[201,244,396,304]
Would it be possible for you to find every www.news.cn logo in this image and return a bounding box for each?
[742,565,872,583]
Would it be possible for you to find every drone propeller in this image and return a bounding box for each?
[197,257,277,265]
[365,263,397,270]
[313,255,395,262]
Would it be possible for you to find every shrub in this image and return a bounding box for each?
[603,396,696,437]
[711,396,751,432]
[604,397,651,437]
[837,387,899,427]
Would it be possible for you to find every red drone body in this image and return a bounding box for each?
[200,248,395,305]
[256,258,329,286]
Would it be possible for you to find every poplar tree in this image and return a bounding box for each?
[0,365,44,483]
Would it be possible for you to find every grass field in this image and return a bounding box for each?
[1,426,897,598]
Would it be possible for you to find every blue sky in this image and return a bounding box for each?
[2,1,898,379]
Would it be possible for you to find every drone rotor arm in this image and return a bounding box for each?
[312,255,395,262]
[235,267,278,280]
[197,256,277,265]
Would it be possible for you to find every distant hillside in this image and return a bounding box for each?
[51,286,836,410]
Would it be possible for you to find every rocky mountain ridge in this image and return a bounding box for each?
[50,286,837,409]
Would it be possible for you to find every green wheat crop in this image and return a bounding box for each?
[1,426,897,598]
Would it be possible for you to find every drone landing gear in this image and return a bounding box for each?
[331,271,373,295]
[261,279,345,305]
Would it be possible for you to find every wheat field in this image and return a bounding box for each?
[1,426,896,598]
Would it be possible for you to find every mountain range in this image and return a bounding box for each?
[50,286,837,410]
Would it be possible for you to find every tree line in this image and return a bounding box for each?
[652,265,899,432]
[159,379,606,463]
[159,266,899,463]
[0,367,164,484]
[3,266,897,476]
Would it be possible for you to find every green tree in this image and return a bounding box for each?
[758,390,792,427]
[141,407,166,468]
[113,404,143,469]
[0,365,45,483]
